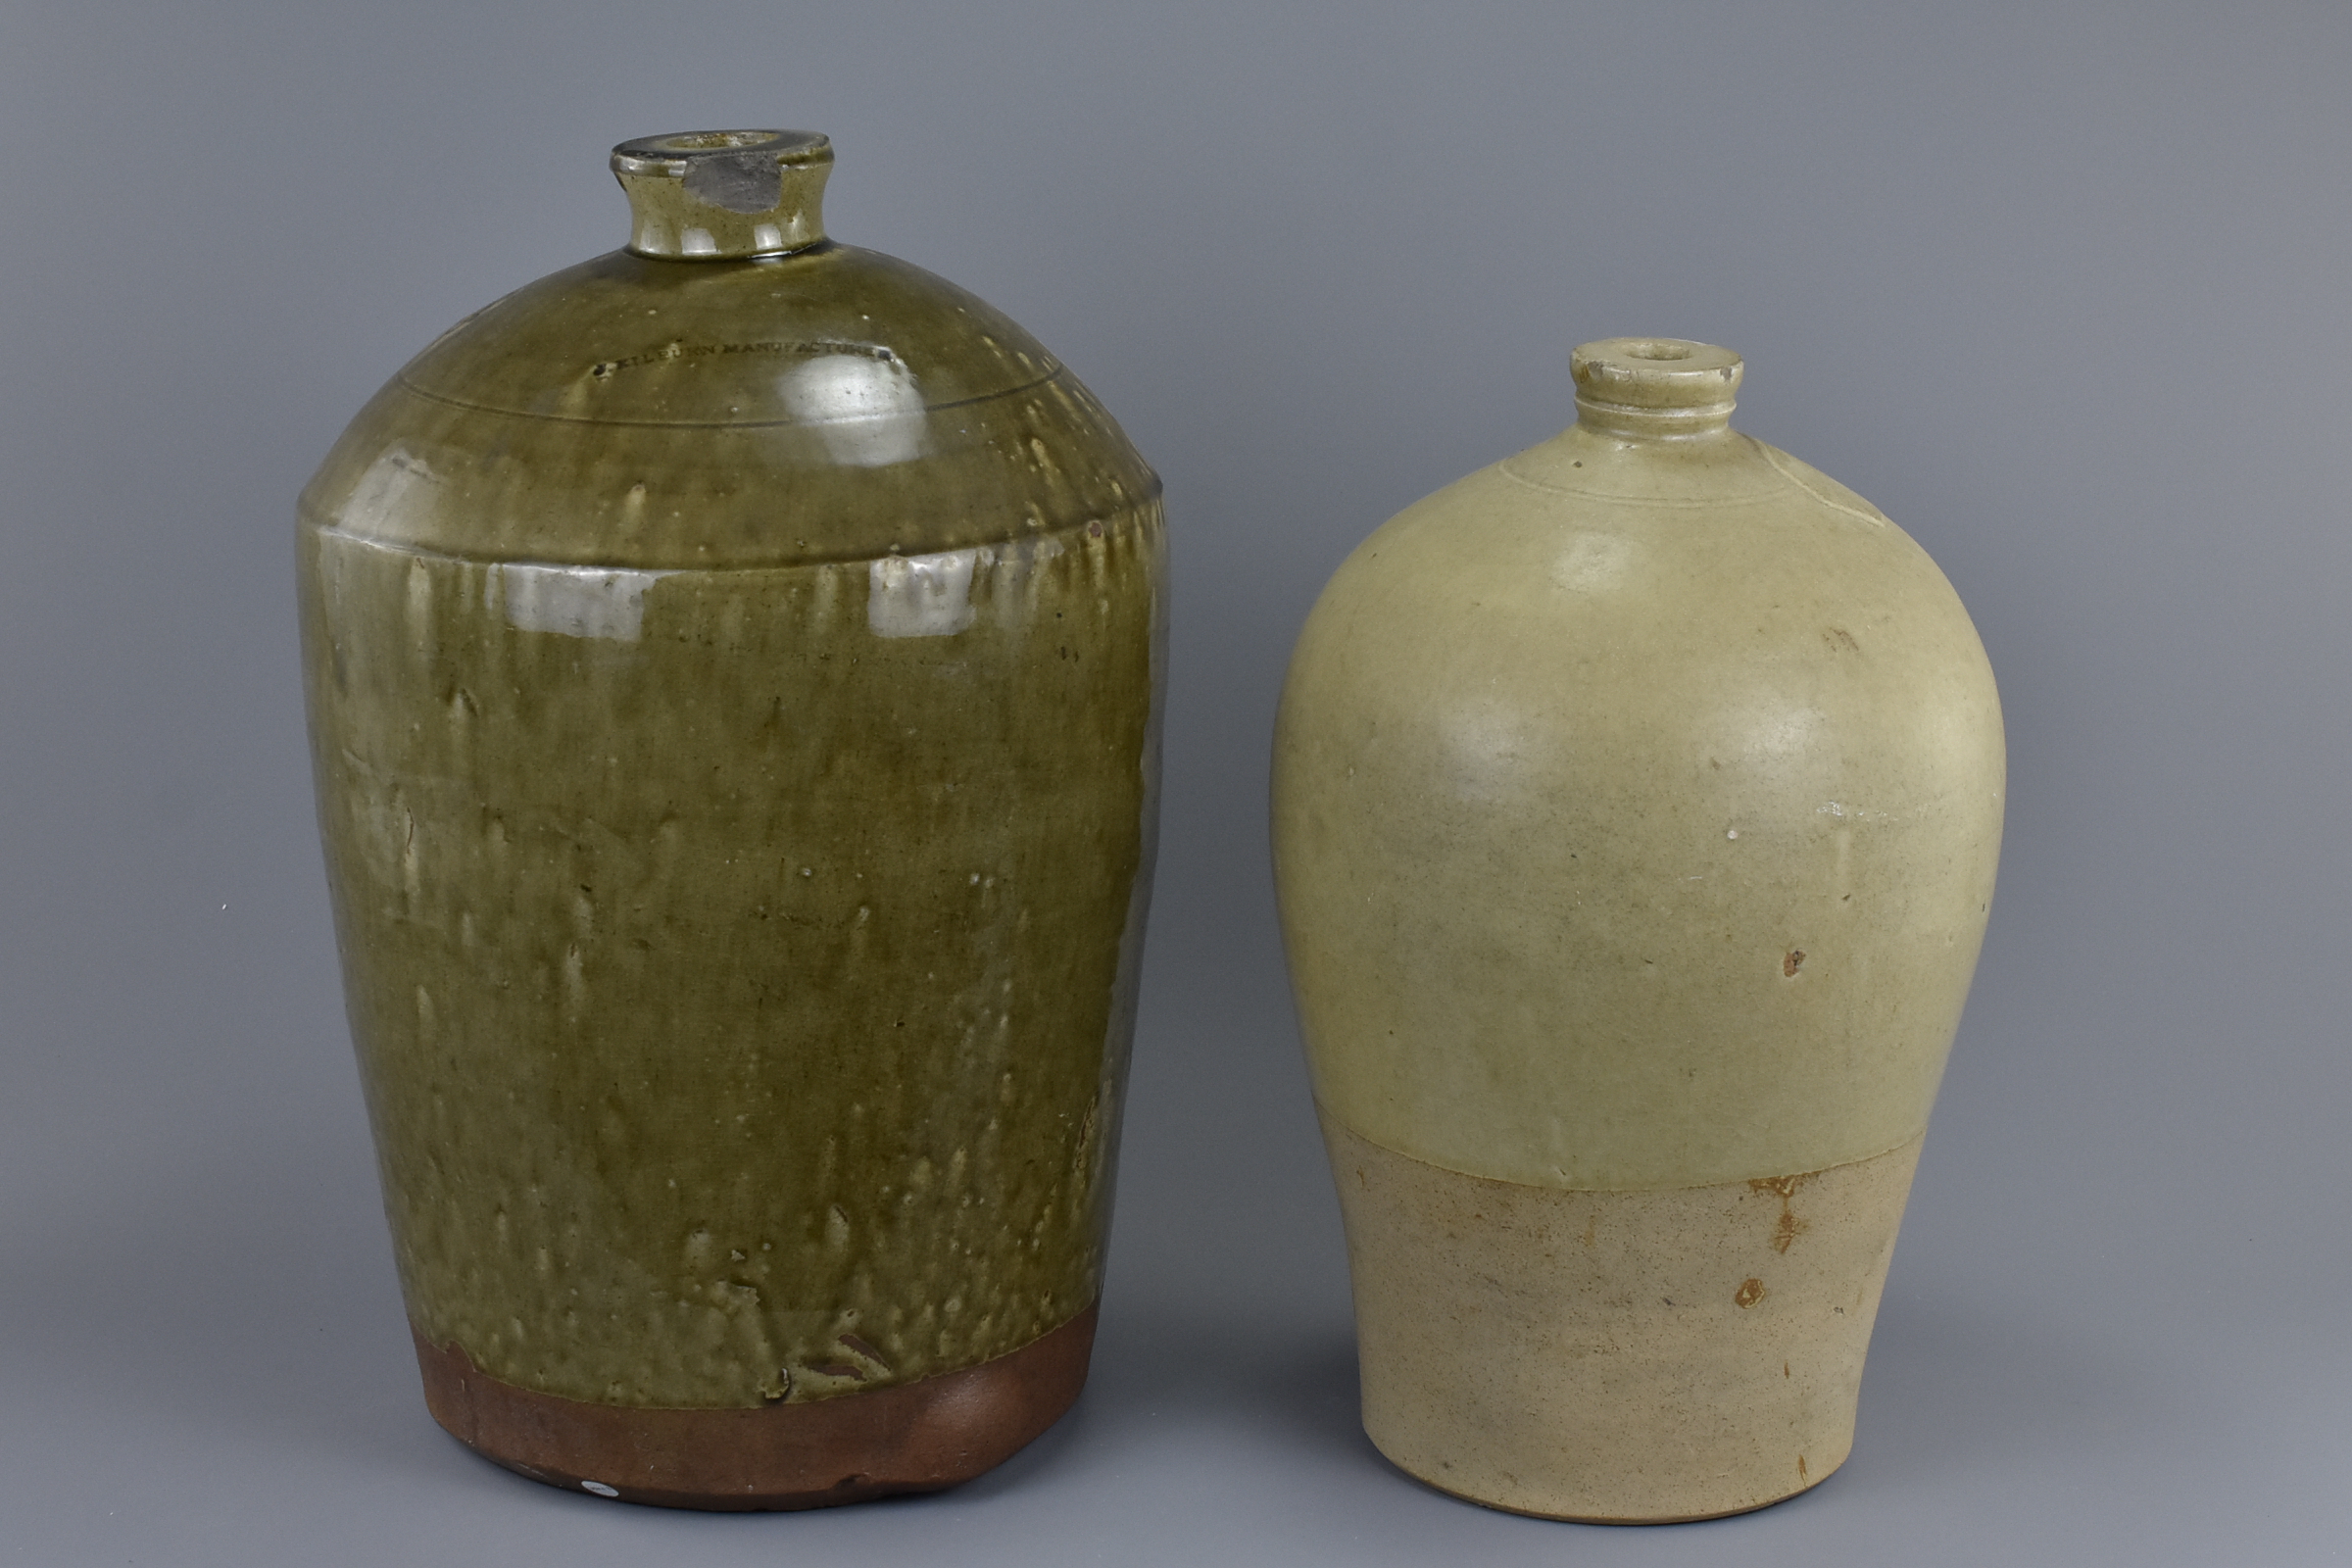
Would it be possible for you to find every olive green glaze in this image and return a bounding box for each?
[1274,338,2003,1192]
[611,130,833,260]
[299,132,1162,1411]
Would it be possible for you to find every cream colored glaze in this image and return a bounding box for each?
[1272,340,2003,1191]
[1326,1114,1922,1523]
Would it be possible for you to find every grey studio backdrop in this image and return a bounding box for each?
[2,3,2346,1563]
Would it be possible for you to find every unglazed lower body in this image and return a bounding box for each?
[1322,1114,1922,1523]
[414,1302,1098,1509]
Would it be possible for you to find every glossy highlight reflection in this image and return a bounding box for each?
[297,129,1164,1508]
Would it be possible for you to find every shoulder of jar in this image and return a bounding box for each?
[297,365,1156,570]
[380,244,1064,426]
[1348,427,1930,561]
[1297,435,1981,665]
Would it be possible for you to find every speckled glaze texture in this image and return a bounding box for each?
[1273,339,2002,1520]
[298,131,1162,1472]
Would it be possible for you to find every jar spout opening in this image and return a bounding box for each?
[611,129,834,261]
[1571,338,1741,439]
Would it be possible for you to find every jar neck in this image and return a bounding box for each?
[1570,338,1743,441]
[1571,391,1736,440]
[611,129,832,261]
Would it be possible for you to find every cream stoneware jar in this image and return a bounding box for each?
[1271,338,2003,1522]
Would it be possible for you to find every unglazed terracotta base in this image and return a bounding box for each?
[414,1303,1097,1509]
[1324,1116,1923,1523]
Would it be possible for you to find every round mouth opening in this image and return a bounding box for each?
[1569,337,1743,425]
[612,129,831,167]
[647,130,779,152]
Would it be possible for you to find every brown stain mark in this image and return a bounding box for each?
[1797,1454,1809,1481]
[1735,1278,1767,1309]
[1748,1172,1815,1253]
[1784,1361,1791,1378]
[1822,627,1859,653]
[1783,949,1806,977]
[1579,1214,1597,1250]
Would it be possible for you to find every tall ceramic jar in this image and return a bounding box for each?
[1272,339,2002,1522]
[298,130,1163,1509]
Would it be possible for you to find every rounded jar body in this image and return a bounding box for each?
[298,131,1163,1508]
[1272,339,2002,1521]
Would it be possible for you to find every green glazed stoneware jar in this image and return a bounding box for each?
[298,130,1164,1509]
[1272,339,2003,1522]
